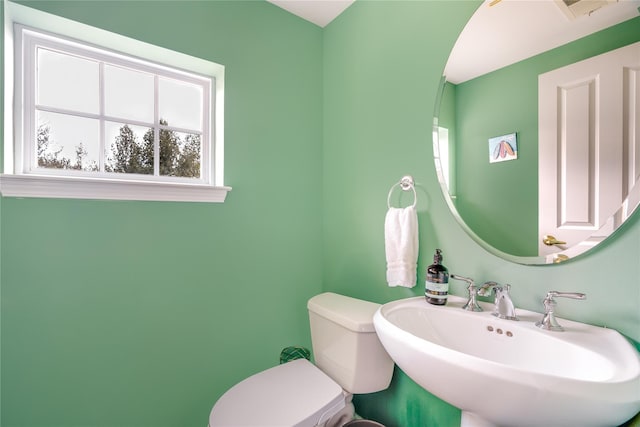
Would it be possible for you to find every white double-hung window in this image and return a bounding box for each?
[2,3,228,202]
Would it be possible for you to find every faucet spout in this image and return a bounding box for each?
[494,285,518,320]
[478,281,499,297]
[478,282,518,320]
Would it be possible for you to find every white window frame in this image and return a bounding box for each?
[2,2,230,202]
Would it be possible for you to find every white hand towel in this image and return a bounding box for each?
[385,206,418,287]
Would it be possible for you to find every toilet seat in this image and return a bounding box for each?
[209,359,345,427]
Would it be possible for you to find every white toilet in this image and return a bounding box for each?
[209,292,395,427]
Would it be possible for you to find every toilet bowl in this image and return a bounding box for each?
[209,292,394,427]
[209,359,350,427]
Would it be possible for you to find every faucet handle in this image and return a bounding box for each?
[535,291,586,331]
[546,291,586,300]
[450,274,483,312]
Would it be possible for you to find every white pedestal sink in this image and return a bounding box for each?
[373,295,640,427]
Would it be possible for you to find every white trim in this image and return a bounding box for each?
[0,174,231,203]
[213,67,225,187]
[3,1,229,202]
[22,27,211,182]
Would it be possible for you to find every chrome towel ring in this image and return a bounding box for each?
[387,175,417,208]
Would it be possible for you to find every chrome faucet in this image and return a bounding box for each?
[478,281,518,320]
[450,274,482,312]
[535,291,586,331]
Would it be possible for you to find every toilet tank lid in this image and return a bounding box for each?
[307,292,381,333]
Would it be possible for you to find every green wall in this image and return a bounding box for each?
[322,1,475,425]
[323,1,639,426]
[450,17,640,256]
[2,1,639,427]
[1,1,323,426]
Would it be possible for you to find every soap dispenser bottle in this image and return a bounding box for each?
[425,249,449,305]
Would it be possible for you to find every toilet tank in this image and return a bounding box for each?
[307,292,394,394]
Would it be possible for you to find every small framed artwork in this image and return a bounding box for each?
[488,133,518,163]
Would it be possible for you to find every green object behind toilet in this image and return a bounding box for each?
[279,346,311,364]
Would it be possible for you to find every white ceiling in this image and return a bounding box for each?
[267,0,355,27]
[445,0,640,83]
[266,0,640,83]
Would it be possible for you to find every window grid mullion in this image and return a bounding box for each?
[34,105,168,132]
[154,75,160,177]
[99,61,105,173]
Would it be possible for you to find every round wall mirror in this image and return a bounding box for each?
[434,0,640,265]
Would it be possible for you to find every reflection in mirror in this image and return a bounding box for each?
[434,0,640,264]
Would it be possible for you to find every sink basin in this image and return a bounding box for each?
[373,295,640,427]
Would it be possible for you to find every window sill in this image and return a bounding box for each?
[0,174,231,203]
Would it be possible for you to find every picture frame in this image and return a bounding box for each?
[488,132,518,163]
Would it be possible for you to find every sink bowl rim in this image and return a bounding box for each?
[375,295,640,385]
